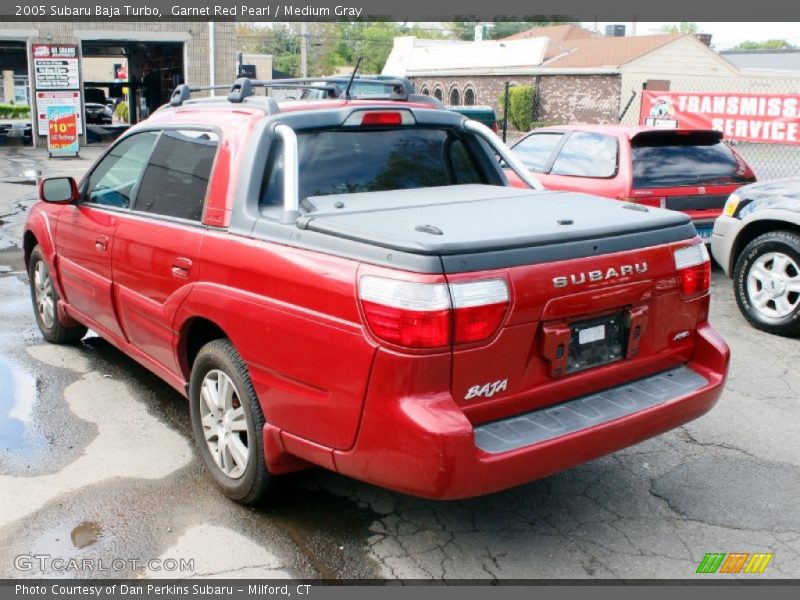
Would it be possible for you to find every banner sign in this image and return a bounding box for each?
[46,105,79,156]
[36,91,83,136]
[640,90,800,144]
[33,44,80,90]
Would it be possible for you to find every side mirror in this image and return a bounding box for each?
[40,177,79,204]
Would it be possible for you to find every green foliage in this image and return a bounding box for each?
[498,85,535,132]
[114,101,129,123]
[732,39,796,50]
[658,22,699,34]
[0,103,30,119]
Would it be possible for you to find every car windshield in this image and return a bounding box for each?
[632,132,752,188]
[260,128,487,207]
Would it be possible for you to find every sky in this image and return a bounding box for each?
[581,22,800,50]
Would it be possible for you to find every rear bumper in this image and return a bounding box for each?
[333,323,729,499]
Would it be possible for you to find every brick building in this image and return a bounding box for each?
[383,24,741,126]
[0,21,237,145]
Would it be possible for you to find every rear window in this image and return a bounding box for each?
[632,132,752,188]
[260,128,487,206]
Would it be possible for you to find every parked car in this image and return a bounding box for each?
[508,125,756,241]
[449,105,498,133]
[84,102,113,125]
[711,179,800,336]
[299,75,416,100]
[297,75,495,129]
[24,80,729,504]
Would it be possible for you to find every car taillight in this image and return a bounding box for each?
[673,242,711,299]
[450,279,509,344]
[358,276,509,349]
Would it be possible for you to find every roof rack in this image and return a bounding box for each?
[169,76,416,107]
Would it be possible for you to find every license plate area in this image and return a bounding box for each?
[567,312,625,374]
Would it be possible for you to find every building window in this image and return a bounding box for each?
[421,86,430,96]
[433,86,443,101]
[464,87,476,106]
[449,87,460,106]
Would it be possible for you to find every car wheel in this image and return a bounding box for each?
[734,230,800,336]
[28,245,87,344]
[189,338,275,504]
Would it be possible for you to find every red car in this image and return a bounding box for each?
[24,79,729,503]
[508,124,756,241]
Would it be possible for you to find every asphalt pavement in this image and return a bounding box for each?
[0,144,798,580]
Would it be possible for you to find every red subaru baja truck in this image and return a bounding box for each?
[24,78,729,504]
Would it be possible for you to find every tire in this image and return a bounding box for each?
[28,245,87,344]
[189,338,274,504]
[733,230,800,337]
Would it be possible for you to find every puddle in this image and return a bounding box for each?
[28,521,107,559]
[0,359,48,468]
[0,247,26,276]
[264,480,383,579]
[71,521,103,549]
[0,358,38,449]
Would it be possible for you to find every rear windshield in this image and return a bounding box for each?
[632,132,752,188]
[260,128,487,206]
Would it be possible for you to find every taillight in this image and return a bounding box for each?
[673,242,711,299]
[450,279,509,344]
[358,276,509,349]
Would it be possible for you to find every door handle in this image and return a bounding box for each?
[171,257,193,278]
[95,235,109,252]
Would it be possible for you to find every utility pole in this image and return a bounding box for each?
[300,22,308,78]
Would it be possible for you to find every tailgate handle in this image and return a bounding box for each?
[625,304,649,359]
[540,322,572,379]
[171,257,192,278]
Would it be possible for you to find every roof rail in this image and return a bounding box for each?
[169,76,414,107]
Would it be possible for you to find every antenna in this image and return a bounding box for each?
[343,57,363,100]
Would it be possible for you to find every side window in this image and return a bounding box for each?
[550,132,618,178]
[85,132,158,208]
[512,133,563,172]
[134,130,219,221]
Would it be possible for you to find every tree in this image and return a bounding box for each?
[659,22,699,34]
[732,39,796,50]
[498,85,535,132]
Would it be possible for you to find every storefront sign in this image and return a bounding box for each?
[33,44,80,90]
[35,91,83,136]
[640,90,800,144]
[46,105,79,157]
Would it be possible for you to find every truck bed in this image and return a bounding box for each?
[296,185,695,260]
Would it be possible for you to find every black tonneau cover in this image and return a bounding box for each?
[296,185,693,256]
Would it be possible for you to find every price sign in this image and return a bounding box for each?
[46,106,79,157]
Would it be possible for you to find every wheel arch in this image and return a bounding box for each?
[178,316,231,381]
[23,230,38,270]
[731,218,800,273]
